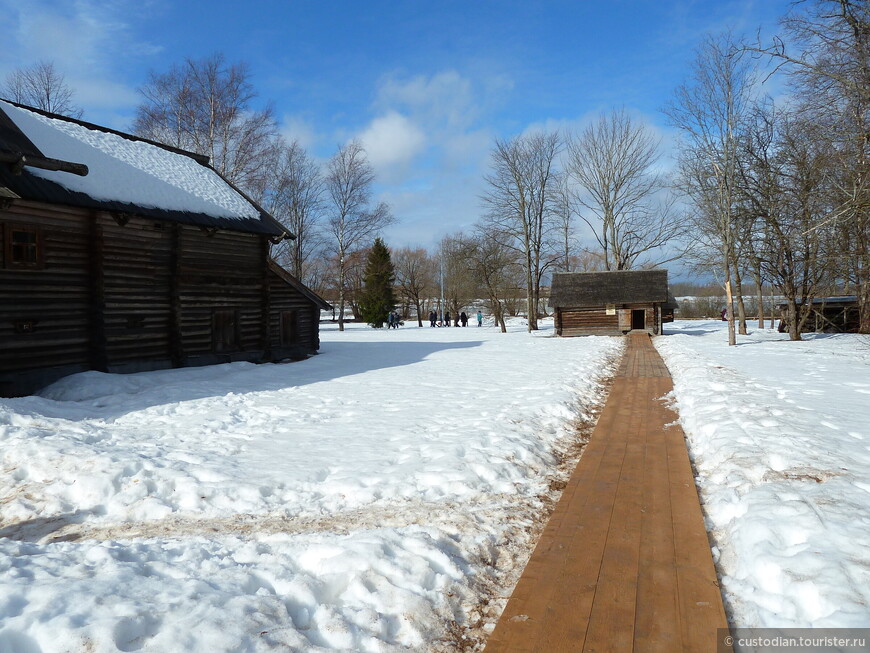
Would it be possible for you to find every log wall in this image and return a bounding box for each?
[556,303,662,337]
[268,272,321,358]
[1,200,322,396]
[98,212,173,368]
[1,201,91,391]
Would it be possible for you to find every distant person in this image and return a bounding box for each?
[387,311,395,329]
[429,310,437,327]
[460,311,468,327]
[477,311,483,327]
[721,308,728,321]
[454,313,460,327]
[444,311,451,327]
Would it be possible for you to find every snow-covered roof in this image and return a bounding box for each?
[775,296,859,308]
[0,100,288,237]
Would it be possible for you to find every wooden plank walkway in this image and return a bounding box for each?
[484,332,731,652]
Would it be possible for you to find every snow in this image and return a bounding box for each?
[0,100,260,221]
[0,319,622,652]
[4,318,869,651]
[656,321,870,628]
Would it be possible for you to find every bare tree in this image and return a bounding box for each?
[300,253,333,302]
[749,0,870,332]
[761,116,832,340]
[552,173,579,272]
[252,138,324,283]
[566,108,685,271]
[481,130,562,331]
[735,101,781,329]
[324,140,394,331]
[133,53,277,193]
[438,233,479,322]
[667,33,756,346]
[469,226,522,332]
[393,247,435,327]
[1,61,82,118]
[344,248,369,321]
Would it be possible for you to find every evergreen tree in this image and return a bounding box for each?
[359,238,397,328]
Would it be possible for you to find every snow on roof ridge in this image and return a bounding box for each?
[1,98,211,166]
[0,100,260,222]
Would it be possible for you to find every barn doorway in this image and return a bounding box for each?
[631,309,646,330]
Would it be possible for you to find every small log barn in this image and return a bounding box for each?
[777,296,860,334]
[549,269,676,336]
[0,99,330,397]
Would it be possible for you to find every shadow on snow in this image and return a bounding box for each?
[2,340,484,422]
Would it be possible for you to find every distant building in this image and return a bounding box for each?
[549,269,677,336]
[777,296,859,334]
[0,99,330,397]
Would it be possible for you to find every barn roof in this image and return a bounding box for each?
[0,99,291,239]
[268,260,333,311]
[776,295,858,308]
[549,269,670,307]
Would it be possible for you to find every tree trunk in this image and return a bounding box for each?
[525,254,538,332]
[756,281,765,329]
[858,247,870,334]
[787,299,802,341]
[860,282,870,334]
[733,267,748,335]
[724,273,736,346]
[338,257,345,332]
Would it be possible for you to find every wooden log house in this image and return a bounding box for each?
[549,269,677,336]
[0,99,330,397]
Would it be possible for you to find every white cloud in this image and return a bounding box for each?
[358,111,426,180]
[377,71,474,129]
[441,128,493,173]
[278,115,318,152]
[0,0,153,119]
[354,70,511,243]
[70,77,140,110]
[376,70,512,132]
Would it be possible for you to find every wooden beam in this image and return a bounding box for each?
[169,224,184,367]
[260,236,272,361]
[88,211,108,372]
[0,151,89,177]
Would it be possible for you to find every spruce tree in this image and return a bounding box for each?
[359,238,397,328]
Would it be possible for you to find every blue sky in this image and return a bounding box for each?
[1,0,793,252]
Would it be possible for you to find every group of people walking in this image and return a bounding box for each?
[427,310,483,328]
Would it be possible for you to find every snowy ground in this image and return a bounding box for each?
[657,321,870,628]
[0,318,623,652]
[4,318,869,652]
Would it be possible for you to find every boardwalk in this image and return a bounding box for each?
[484,333,730,652]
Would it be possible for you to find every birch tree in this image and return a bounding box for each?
[133,53,277,192]
[1,61,82,118]
[254,138,324,283]
[481,131,562,331]
[324,140,394,331]
[666,33,756,345]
